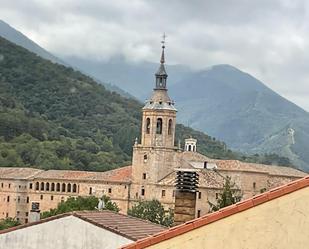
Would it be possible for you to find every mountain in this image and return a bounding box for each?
[0,21,297,170]
[2,36,282,171]
[64,57,309,171]
[0,20,64,65]
[63,55,191,101]
[170,65,309,171]
[0,20,131,98]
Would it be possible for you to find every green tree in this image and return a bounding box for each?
[208,176,242,212]
[101,195,120,212]
[128,199,173,227]
[0,218,20,230]
[41,195,119,219]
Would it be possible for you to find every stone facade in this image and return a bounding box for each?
[0,45,307,225]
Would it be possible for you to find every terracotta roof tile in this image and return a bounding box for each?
[33,166,132,182]
[121,174,309,249]
[74,210,166,241]
[182,151,306,177]
[0,167,43,180]
[214,159,306,177]
[0,210,166,241]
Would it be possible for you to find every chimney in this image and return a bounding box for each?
[29,202,41,223]
[173,169,199,226]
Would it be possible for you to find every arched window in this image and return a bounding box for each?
[67,183,71,192]
[72,184,77,193]
[188,145,192,151]
[51,183,55,191]
[46,183,50,191]
[145,118,150,134]
[56,183,60,192]
[40,182,44,191]
[35,182,39,191]
[168,119,173,135]
[62,183,66,192]
[156,118,162,134]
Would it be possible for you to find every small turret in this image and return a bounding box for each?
[185,138,197,152]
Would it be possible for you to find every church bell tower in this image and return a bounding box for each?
[141,36,177,148]
[131,35,178,186]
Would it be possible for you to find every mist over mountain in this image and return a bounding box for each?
[1,19,306,171]
[53,56,309,171]
[63,55,191,101]
[169,65,309,170]
[0,20,64,65]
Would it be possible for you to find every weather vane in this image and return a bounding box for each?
[161,32,167,48]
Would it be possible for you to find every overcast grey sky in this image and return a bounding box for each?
[1,0,308,111]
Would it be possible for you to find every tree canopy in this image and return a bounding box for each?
[41,195,119,219]
[128,199,173,227]
[209,176,242,212]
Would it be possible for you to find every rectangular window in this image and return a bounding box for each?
[108,188,112,194]
[215,193,219,199]
[89,187,92,195]
[1,183,3,188]
[25,218,28,224]
[6,213,8,218]
[40,195,43,200]
[8,184,11,188]
[17,196,20,203]
[253,182,256,189]
[197,210,201,218]
[26,197,29,203]
[161,190,166,197]
[51,195,54,201]
[142,173,146,179]
[198,192,202,199]
[7,196,10,202]
[25,212,29,217]
[141,189,145,196]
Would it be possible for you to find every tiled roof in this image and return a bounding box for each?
[0,210,166,241]
[34,166,132,182]
[215,160,306,177]
[121,175,309,249]
[0,167,43,180]
[182,151,306,177]
[75,211,166,241]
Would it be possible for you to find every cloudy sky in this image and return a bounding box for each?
[1,0,309,111]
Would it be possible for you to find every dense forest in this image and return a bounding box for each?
[0,37,292,171]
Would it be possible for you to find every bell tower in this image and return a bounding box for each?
[131,35,178,188]
[141,35,177,148]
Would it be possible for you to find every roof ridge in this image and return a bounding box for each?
[120,175,309,249]
[0,212,73,235]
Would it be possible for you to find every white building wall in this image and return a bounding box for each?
[0,215,133,249]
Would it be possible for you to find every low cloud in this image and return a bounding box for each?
[1,0,309,110]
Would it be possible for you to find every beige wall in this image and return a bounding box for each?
[0,215,133,249]
[0,179,29,223]
[147,186,309,249]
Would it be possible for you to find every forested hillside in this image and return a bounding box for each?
[0,37,291,171]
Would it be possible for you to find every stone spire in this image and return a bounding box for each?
[155,33,168,90]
